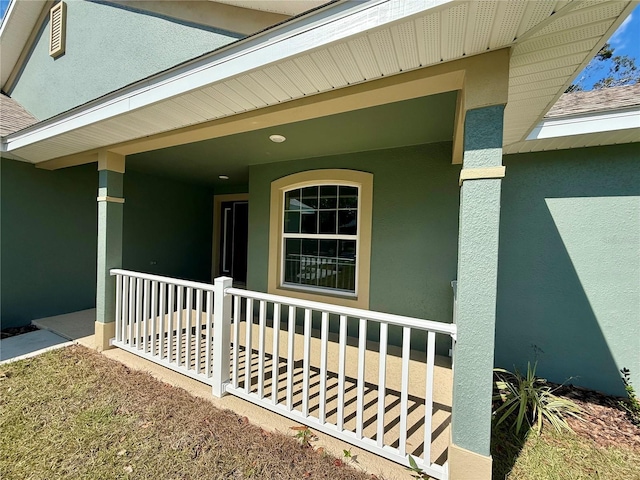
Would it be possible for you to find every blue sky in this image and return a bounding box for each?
[0,1,638,90]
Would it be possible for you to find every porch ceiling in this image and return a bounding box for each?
[2,0,635,164]
[127,92,457,187]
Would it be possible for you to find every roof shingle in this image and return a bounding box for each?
[545,84,640,119]
[0,93,38,137]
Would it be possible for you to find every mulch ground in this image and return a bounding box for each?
[0,324,39,339]
[555,384,640,450]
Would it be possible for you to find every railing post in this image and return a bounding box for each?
[212,276,233,397]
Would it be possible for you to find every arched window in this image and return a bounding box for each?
[268,170,372,309]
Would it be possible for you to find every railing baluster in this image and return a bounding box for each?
[423,331,436,465]
[135,278,142,349]
[176,285,183,365]
[319,311,329,423]
[286,305,295,411]
[399,326,411,456]
[150,281,157,355]
[115,274,122,342]
[376,322,388,447]
[271,302,280,406]
[186,287,193,370]
[206,290,213,377]
[244,298,253,393]
[232,295,240,387]
[142,279,149,353]
[167,285,174,362]
[128,277,135,346]
[337,314,347,430]
[159,282,166,360]
[356,318,367,439]
[302,308,311,417]
[195,289,203,374]
[121,276,129,345]
[257,300,266,398]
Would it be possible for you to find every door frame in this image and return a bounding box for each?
[212,193,249,282]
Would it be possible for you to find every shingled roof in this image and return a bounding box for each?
[545,83,640,119]
[0,93,38,137]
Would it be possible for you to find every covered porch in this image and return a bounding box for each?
[25,43,509,480]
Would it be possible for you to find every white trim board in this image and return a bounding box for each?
[527,106,640,141]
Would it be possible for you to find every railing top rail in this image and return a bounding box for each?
[226,287,457,337]
[110,269,216,292]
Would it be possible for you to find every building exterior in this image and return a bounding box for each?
[1,1,639,478]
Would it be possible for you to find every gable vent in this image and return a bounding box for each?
[49,2,67,58]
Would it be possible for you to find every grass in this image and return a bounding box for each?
[3,345,638,480]
[492,420,640,480]
[0,346,372,480]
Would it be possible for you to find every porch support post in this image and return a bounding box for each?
[450,105,505,480]
[212,276,233,397]
[95,151,125,351]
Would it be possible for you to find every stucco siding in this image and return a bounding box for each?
[8,0,241,120]
[497,143,640,396]
[0,158,98,328]
[247,143,461,326]
[123,170,214,283]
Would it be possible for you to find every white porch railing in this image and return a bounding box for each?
[111,269,216,385]
[110,269,456,480]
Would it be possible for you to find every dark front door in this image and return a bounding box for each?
[219,201,248,284]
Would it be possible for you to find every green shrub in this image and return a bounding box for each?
[619,368,640,426]
[493,362,582,434]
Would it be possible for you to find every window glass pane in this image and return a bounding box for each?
[300,211,318,234]
[319,239,338,258]
[319,210,337,234]
[319,185,337,209]
[338,186,358,209]
[301,239,318,256]
[284,211,300,233]
[285,238,301,258]
[301,186,318,210]
[284,259,300,284]
[336,263,356,291]
[285,189,301,210]
[338,240,356,259]
[317,262,337,289]
[300,256,318,286]
[338,210,357,235]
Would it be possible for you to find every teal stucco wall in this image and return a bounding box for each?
[497,143,640,396]
[9,0,241,120]
[0,158,98,328]
[123,170,214,283]
[247,143,461,326]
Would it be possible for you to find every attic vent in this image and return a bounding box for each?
[49,2,67,58]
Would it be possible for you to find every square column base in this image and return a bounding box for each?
[95,321,115,352]
[449,443,492,480]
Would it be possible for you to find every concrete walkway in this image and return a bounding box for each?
[0,329,72,364]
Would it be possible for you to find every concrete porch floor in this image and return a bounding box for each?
[31,309,452,479]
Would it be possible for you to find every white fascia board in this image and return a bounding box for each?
[2,0,454,154]
[527,107,640,140]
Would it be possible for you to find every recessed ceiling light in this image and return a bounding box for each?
[269,134,286,143]
[219,175,229,180]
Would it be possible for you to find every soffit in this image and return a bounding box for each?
[2,0,635,164]
[212,0,331,17]
[126,92,458,186]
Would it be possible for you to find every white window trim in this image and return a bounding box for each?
[280,182,360,297]
[268,169,372,309]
